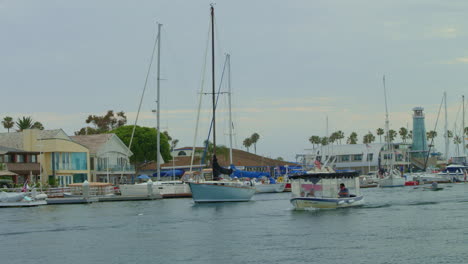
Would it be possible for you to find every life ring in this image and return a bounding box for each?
[277,177,283,183]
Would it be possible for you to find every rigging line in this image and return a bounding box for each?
[423,95,444,169]
[189,19,212,172]
[451,101,463,136]
[201,55,229,165]
[128,25,159,153]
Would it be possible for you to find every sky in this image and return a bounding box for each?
[1,0,467,161]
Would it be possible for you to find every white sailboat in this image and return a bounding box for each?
[188,5,256,203]
[119,23,190,198]
[378,76,405,187]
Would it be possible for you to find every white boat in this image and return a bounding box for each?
[0,191,47,208]
[188,180,256,203]
[289,166,364,209]
[119,181,190,198]
[378,169,406,187]
[255,182,286,193]
[188,5,256,203]
[437,164,467,182]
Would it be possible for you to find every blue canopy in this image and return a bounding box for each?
[152,169,185,177]
[230,165,270,178]
[137,174,150,179]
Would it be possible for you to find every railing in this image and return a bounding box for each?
[0,186,117,197]
[96,164,135,172]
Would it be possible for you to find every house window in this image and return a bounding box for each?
[31,155,37,163]
[16,154,24,163]
[178,151,187,156]
[353,154,363,161]
[4,155,10,162]
[367,153,373,161]
[384,154,393,160]
[0,155,3,163]
[341,155,350,162]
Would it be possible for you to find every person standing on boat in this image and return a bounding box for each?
[338,183,349,197]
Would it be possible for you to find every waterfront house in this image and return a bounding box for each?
[0,146,40,185]
[71,134,135,184]
[0,129,90,186]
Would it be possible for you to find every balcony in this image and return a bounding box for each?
[96,164,135,173]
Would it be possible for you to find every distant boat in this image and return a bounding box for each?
[289,166,364,209]
[188,5,256,203]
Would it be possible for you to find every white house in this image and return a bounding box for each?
[71,134,135,184]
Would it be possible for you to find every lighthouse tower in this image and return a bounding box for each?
[411,107,428,158]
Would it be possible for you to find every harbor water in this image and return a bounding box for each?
[1,184,468,264]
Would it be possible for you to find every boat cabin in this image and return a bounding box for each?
[289,172,360,199]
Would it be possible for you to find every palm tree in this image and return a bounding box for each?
[2,116,14,132]
[376,128,384,143]
[320,136,329,146]
[453,135,462,155]
[308,135,321,148]
[346,132,358,144]
[16,116,34,131]
[243,138,252,152]
[408,130,413,140]
[250,133,260,154]
[363,132,375,144]
[336,130,345,144]
[399,127,408,143]
[426,130,437,141]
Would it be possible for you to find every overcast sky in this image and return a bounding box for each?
[1,0,467,160]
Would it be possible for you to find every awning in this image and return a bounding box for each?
[0,171,19,176]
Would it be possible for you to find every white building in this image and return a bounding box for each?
[297,143,412,174]
[71,134,135,184]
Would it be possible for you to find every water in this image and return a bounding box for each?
[2,184,468,264]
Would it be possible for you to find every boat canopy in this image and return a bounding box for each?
[230,165,270,178]
[289,171,359,180]
[290,175,360,198]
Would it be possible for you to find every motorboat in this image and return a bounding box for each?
[289,166,364,209]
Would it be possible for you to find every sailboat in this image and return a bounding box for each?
[378,76,406,187]
[119,23,190,199]
[188,5,256,203]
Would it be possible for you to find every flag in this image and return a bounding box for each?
[21,178,29,192]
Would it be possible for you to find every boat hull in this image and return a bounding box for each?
[290,196,364,209]
[379,177,406,187]
[255,183,286,193]
[188,182,256,203]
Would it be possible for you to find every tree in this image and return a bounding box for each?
[243,138,252,152]
[408,130,413,140]
[335,130,345,144]
[199,140,229,165]
[320,136,329,146]
[2,116,14,132]
[329,132,338,145]
[171,139,179,150]
[453,135,462,155]
[276,157,284,161]
[346,132,358,144]
[376,128,384,143]
[76,110,127,135]
[110,125,171,165]
[426,130,437,141]
[308,135,321,148]
[16,116,44,131]
[387,129,397,143]
[363,132,376,144]
[399,127,408,143]
[250,133,260,154]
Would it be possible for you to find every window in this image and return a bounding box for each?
[0,155,3,163]
[178,151,187,156]
[341,155,350,162]
[367,153,373,161]
[16,154,24,163]
[353,154,363,161]
[31,155,37,163]
[4,155,10,162]
[384,154,393,160]
[71,153,87,170]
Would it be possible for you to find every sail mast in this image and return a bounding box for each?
[211,5,216,156]
[156,23,162,181]
[383,75,391,169]
[463,95,466,156]
[227,53,233,164]
[444,91,449,162]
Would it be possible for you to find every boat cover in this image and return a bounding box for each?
[0,192,26,202]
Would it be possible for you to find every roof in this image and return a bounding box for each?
[141,148,296,170]
[0,129,66,150]
[0,146,25,154]
[70,134,113,154]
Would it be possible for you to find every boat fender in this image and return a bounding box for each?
[347,199,354,204]
[337,200,345,205]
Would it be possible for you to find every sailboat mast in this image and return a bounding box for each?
[211,5,216,156]
[463,95,466,156]
[444,91,449,162]
[156,23,162,181]
[383,75,391,169]
[227,53,233,164]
